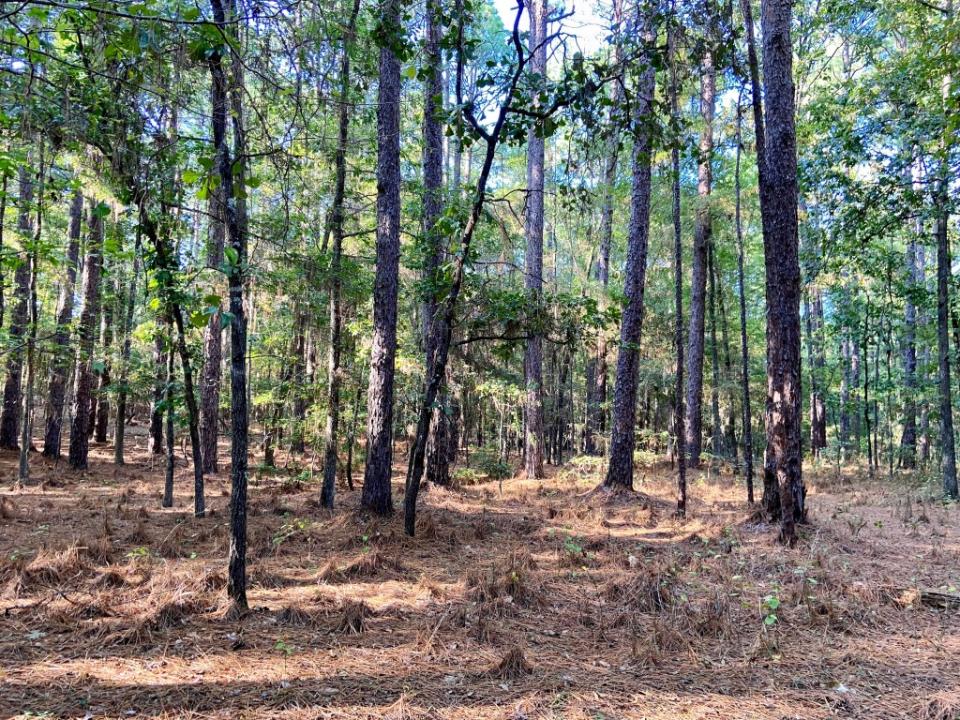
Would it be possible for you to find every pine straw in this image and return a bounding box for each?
[464,547,539,606]
[6,543,95,596]
[485,645,533,679]
[318,548,407,583]
[0,461,958,719]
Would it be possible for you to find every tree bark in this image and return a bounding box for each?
[362,0,403,516]
[148,332,165,454]
[523,0,547,480]
[669,15,687,514]
[0,169,33,450]
[585,0,623,457]
[603,12,656,490]
[93,280,114,443]
[734,101,754,501]
[759,0,805,541]
[42,188,82,458]
[114,226,141,464]
[422,0,452,487]
[68,199,104,470]
[936,193,958,497]
[684,48,716,468]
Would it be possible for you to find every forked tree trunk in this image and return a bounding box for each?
[603,12,657,490]
[148,333,165,454]
[362,0,403,515]
[43,188,82,458]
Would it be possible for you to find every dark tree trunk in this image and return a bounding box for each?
[603,13,657,490]
[0,173,6,329]
[422,0,451,487]
[114,226,141,464]
[523,0,547,480]
[669,17,687,514]
[289,312,307,454]
[403,5,540,534]
[200,191,225,474]
[899,166,920,468]
[0,169,33,450]
[684,48,716,469]
[148,332,165,454]
[734,102,754,501]
[936,194,958,497]
[320,0,357,506]
[707,241,723,458]
[162,326,175,508]
[68,199,104,470]
[362,0,403,516]
[93,282,114,443]
[759,0,805,541]
[585,0,623,457]
[43,188,82,458]
[209,0,251,611]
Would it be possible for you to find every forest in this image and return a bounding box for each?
[0,0,958,717]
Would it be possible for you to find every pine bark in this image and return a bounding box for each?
[422,0,451,487]
[734,104,754,501]
[603,13,656,489]
[114,227,141,464]
[68,199,104,470]
[0,169,32,450]
[362,0,403,515]
[523,0,547,480]
[42,188,82,458]
[759,0,805,540]
[200,193,225,474]
[684,50,716,468]
[93,282,114,443]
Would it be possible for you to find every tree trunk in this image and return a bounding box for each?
[759,0,805,541]
[523,0,547,480]
[114,226,141,464]
[362,0,403,516]
[68,199,104,470]
[422,0,451,487]
[148,332,165,454]
[603,13,657,490]
[683,48,716,469]
[200,199,225,474]
[669,15,687,514]
[734,101,754,501]
[707,240,723,458]
[93,281,114,443]
[42,188,82,458]
[162,325,175,508]
[320,0,358,506]
[936,194,958,497]
[209,0,251,611]
[585,0,623,457]
[0,169,33,450]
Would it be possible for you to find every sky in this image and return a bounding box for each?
[491,0,610,56]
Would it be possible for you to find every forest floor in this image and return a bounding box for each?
[0,436,959,720]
